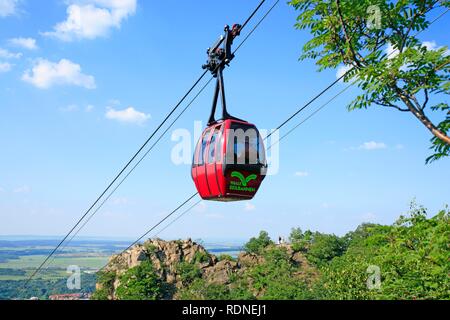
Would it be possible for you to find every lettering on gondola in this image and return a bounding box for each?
[229,171,257,193]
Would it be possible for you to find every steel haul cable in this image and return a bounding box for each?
[23,70,208,287]
[121,7,449,261]
[91,1,285,273]
[44,0,280,273]
[60,0,281,250]
[47,0,282,273]
[96,198,204,273]
[29,3,447,290]
[24,0,274,287]
[42,77,215,272]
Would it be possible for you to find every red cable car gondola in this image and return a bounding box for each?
[191,24,267,201]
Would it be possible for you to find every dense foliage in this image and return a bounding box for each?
[90,270,116,300]
[289,228,348,266]
[244,231,274,254]
[115,260,166,300]
[244,247,316,300]
[90,204,449,300]
[178,277,255,300]
[0,274,97,300]
[316,204,450,299]
[178,204,450,300]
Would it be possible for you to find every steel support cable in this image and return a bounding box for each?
[24,0,274,286]
[45,0,280,273]
[39,4,447,288]
[101,7,450,272]
[43,77,215,272]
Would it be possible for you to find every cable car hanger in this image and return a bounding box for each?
[192,23,267,202]
[202,24,245,125]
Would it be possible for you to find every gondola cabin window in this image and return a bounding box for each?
[226,123,264,166]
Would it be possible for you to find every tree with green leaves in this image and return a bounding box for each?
[289,227,313,252]
[306,233,347,266]
[290,0,450,162]
[91,270,116,300]
[289,228,347,266]
[115,260,165,300]
[317,203,450,299]
[244,231,274,254]
[246,246,315,299]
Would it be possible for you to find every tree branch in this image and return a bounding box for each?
[374,99,410,112]
[399,1,439,52]
[422,88,429,111]
[394,85,450,145]
[409,94,424,112]
[335,0,366,67]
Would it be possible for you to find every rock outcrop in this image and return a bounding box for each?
[96,238,316,300]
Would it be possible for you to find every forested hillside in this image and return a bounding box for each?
[93,203,449,300]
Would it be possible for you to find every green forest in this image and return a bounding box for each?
[93,203,449,300]
[0,275,97,300]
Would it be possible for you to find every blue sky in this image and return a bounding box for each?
[0,0,449,242]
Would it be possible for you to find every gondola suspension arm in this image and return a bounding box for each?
[203,24,243,125]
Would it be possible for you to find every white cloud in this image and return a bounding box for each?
[22,59,96,89]
[13,185,31,193]
[336,64,352,80]
[422,40,450,56]
[294,171,309,177]
[0,0,18,17]
[0,48,22,59]
[423,41,439,51]
[359,141,387,151]
[0,62,12,72]
[244,203,256,211]
[9,37,38,50]
[43,0,137,41]
[395,144,404,150]
[60,104,79,112]
[385,43,400,59]
[106,106,150,125]
[85,104,94,112]
[384,41,449,63]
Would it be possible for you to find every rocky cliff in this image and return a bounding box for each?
[95,238,317,300]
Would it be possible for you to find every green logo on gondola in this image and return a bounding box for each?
[231,171,257,187]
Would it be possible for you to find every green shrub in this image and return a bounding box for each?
[91,270,116,300]
[289,228,313,252]
[144,243,157,254]
[177,261,202,286]
[244,231,273,254]
[317,205,450,300]
[178,278,254,300]
[246,246,314,300]
[217,254,234,262]
[306,233,347,267]
[115,260,164,300]
[193,251,210,264]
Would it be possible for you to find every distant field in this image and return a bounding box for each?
[0,239,127,297]
[0,255,108,274]
[0,238,243,299]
